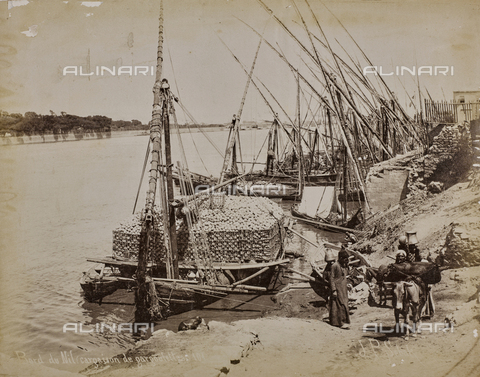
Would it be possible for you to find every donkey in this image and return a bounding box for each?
[392,279,426,340]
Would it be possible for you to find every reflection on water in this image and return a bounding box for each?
[0,131,344,372]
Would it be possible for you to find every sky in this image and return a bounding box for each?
[0,0,478,124]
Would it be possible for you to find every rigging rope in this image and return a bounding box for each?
[133,137,151,214]
[177,163,218,285]
[166,43,222,158]
[168,91,218,285]
[176,100,224,158]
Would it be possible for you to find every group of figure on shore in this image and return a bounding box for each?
[395,233,422,264]
[322,230,431,330]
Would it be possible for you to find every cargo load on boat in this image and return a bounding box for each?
[112,195,285,263]
[178,195,285,263]
[112,209,164,260]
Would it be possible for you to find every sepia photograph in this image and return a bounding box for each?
[0,0,479,376]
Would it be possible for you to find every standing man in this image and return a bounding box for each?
[328,249,350,329]
[323,249,336,293]
[407,244,422,262]
[399,232,422,262]
[395,250,407,264]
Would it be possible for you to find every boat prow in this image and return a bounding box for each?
[80,266,126,303]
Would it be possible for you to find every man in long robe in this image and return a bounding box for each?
[328,249,350,329]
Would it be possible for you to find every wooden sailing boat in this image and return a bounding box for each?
[218,109,338,200]
[80,1,290,320]
[290,149,364,232]
[212,35,338,201]
[289,71,363,232]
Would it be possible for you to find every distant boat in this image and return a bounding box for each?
[291,183,343,227]
[292,185,339,220]
[291,146,363,232]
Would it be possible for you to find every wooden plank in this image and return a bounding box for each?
[179,259,290,270]
[158,298,196,304]
[117,276,198,285]
[288,228,321,248]
[153,280,231,295]
[232,266,270,287]
[282,276,311,282]
[284,283,311,289]
[291,215,365,234]
[87,257,290,271]
[234,284,267,292]
[87,257,150,267]
[281,266,316,282]
[323,242,371,267]
[154,277,199,284]
[323,242,342,250]
[153,279,261,295]
[274,282,312,297]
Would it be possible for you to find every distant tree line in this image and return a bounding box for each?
[0,110,149,137]
[0,110,241,139]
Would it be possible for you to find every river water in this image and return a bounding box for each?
[0,129,344,372]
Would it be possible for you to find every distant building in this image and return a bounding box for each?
[453,91,480,103]
[453,91,480,122]
[424,91,480,124]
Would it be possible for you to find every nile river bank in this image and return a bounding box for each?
[1,125,479,377]
[3,167,477,377]
[78,171,480,377]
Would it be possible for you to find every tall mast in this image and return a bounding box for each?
[152,0,179,280]
[296,70,304,198]
[135,0,178,323]
[219,38,262,184]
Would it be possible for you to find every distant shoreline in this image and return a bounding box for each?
[0,126,239,147]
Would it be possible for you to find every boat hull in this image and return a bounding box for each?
[290,203,340,229]
[80,259,285,314]
[80,271,127,303]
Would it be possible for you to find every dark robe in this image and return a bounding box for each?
[407,245,422,262]
[328,261,350,327]
[400,244,421,263]
[323,263,333,286]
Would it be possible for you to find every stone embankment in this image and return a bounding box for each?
[358,122,479,269]
[412,122,472,190]
[365,122,472,214]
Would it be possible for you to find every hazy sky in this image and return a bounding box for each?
[0,0,478,124]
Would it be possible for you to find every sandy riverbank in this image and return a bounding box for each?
[73,261,479,377]
[55,170,478,377]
